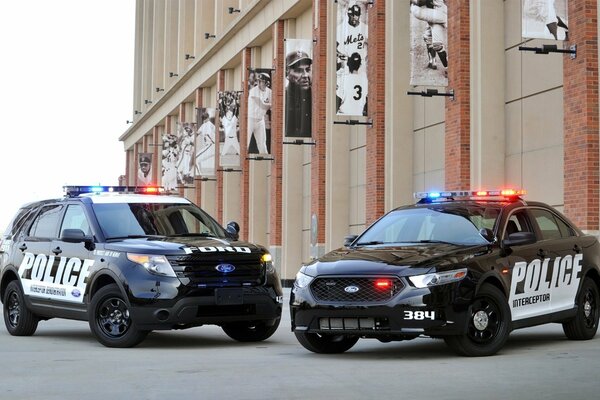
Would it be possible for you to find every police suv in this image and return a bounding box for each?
[0,186,282,347]
[290,190,600,356]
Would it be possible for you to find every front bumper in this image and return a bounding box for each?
[290,281,473,337]
[130,286,282,330]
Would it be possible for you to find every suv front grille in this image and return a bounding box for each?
[167,255,264,287]
[310,276,403,303]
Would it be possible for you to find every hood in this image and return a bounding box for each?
[303,243,489,277]
[103,236,266,256]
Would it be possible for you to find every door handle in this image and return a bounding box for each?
[537,249,547,258]
[573,244,581,253]
[18,244,27,252]
[52,247,62,255]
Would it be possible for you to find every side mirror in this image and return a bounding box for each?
[226,221,240,241]
[479,228,494,242]
[503,231,536,247]
[344,235,358,247]
[61,229,95,250]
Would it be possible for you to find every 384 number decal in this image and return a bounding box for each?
[403,310,435,320]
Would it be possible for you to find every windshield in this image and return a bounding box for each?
[92,202,227,240]
[356,206,499,246]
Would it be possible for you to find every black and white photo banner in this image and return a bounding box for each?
[247,69,272,154]
[285,38,313,138]
[522,0,568,40]
[218,91,241,167]
[195,107,216,177]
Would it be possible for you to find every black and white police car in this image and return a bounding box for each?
[290,190,600,356]
[0,186,282,347]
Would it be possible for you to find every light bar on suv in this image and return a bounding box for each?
[414,189,526,203]
[63,185,166,197]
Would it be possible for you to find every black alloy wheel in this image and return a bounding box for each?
[563,277,600,340]
[2,280,38,336]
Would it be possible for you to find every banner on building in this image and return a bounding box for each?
[218,91,241,167]
[336,0,369,116]
[522,0,568,40]
[409,0,448,87]
[247,69,272,154]
[137,152,153,186]
[161,131,178,191]
[285,38,313,138]
[195,107,217,177]
[175,122,196,185]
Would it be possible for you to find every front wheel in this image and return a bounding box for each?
[88,284,148,348]
[222,318,280,342]
[444,284,510,357]
[3,280,38,336]
[563,277,599,340]
[294,331,359,354]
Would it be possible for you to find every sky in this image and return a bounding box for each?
[0,1,135,230]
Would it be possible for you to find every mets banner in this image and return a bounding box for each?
[175,122,195,185]
[522,0,568,40]
[218,91,241,167]
[137,152,153,186]
[409,0,448,87]
[285,38,313,138]
[247,69,272,155]
[336,0,368,116]
[195,107,216,177]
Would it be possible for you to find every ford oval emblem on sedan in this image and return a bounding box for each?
[344,285,360,293]
[216,263,236,273]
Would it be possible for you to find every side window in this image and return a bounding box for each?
[531,209,562,240]
[28,205,63,239]
[60,205,91,237]
[503,210,533,239]
[556,217,576,238]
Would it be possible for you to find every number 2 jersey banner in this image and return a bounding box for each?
[285,38,313,138]
[195,107,216,177]
[336,0,368,116]
[218,91,241,167]
[409,0,448,87]
[522,0,568,40]
[247,69,272,154]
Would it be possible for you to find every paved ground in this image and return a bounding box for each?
[1,289,599,400]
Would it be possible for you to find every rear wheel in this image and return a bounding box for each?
[563,277,599,340]
[222,318,280,342]
[444,284,510,357]
[88,284,148,348]
[294,331,359,354]
[3,281,38,336]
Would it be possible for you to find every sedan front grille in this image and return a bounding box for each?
[310,276,403,303]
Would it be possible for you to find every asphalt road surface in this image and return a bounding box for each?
[1,289,599,400]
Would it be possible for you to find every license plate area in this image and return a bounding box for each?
[319,317,377,330]
[215,288,244,305]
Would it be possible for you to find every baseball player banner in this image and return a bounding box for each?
[409,0,448,87]
[522,0,568,40]
[247,69,272,154]
[161,131,178,191]
[137,152,153,186]
[285,38,313,138]
[195,107,216,177]
[336,0,369,116]
[218,91,241,167]
[175,122,196,185]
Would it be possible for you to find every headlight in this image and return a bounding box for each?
[261,253,275,273]
[294,271,314,289]
[127,253,176,277]
[408,268,467,288]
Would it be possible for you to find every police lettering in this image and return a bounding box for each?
[18,253,93,289]
[510,254,582,296]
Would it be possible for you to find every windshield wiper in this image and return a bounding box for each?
[106,234,165,241]
[355,241,386,246]
[401,240,461,245]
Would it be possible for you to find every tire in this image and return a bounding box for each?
[563,277,599,340]
[3,280,39,336]
[294,331,359,354]
[222,318,280,342]
[444,284,511,357]
[88,284,148,348]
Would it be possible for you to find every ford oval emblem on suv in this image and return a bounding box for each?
[344,285,359,293]
[216,263,236,273]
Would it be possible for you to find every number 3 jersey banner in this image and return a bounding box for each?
[336,0,368,116]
